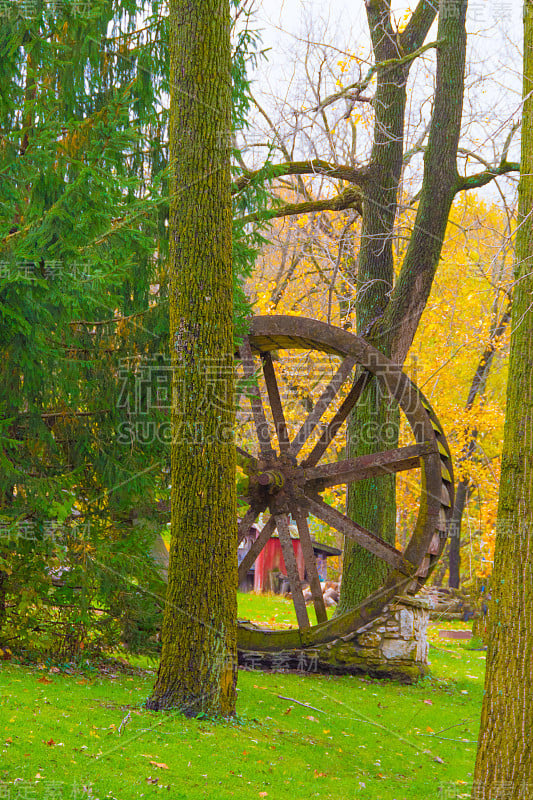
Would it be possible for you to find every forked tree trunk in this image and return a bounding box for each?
[147,0,238,717]
[339,4,407,612]
[472,1,533,792]
[340,0,467,610]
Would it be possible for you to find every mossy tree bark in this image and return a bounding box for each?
[147,0,237,716]
[471,3,533,793]
[338,0,409,613]
[339,0,468,611]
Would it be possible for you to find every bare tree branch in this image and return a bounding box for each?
[240,187,363,224]
[232,159,370,193]
[311,41,440,115]
[456,161,520,192]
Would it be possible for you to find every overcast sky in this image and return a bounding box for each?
[243,0,524,196]
[255,0,523,51]
[253,0,524,92]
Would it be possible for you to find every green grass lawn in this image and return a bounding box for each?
[238,590,305,627]
[0,595,484,800]
[237,590,336,628]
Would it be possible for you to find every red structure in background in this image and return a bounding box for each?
[253,537,306,593]
[238,520,340,593]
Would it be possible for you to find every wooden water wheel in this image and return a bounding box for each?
[236,316,454,656]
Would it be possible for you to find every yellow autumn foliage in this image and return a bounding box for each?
[249,190,513,581]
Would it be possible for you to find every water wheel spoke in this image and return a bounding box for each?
[237,515,276,583]
[293,510,328,625]
[289,356,356,458]
[275,513,310,630]
[304,442,437,490]
[301,370,373,467]
[261,351,291,454]
[239,340,275,458]
[236,446,258,473]
[237,504,264,546]
[300,493,417,577]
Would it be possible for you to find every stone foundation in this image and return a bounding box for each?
[315,595,430,682]
[421,586,479,621]
[238,595,431,683]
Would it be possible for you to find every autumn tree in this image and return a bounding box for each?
[471,0,533,794]
[447,291,512,588]
[146,0,238,716]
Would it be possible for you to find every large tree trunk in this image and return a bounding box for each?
[147,0,238,717]
[338,1,407,613]
[339,381,399,611]
[339,0,467,610]
[471,1,533,792]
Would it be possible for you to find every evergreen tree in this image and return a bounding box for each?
[0,0,173,653]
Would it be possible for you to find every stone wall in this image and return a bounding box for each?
[311,595,431,683]
[239,595,431,683]
[421,586,479,621]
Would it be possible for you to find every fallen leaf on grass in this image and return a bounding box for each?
[44,739,55,747]
[37,677,52,685]
[259,793,268,797]
[283,707,293,715]
[305,715,318,722]
[149,761,169,770]
[423,699,433,705]
[5,738,12,745]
